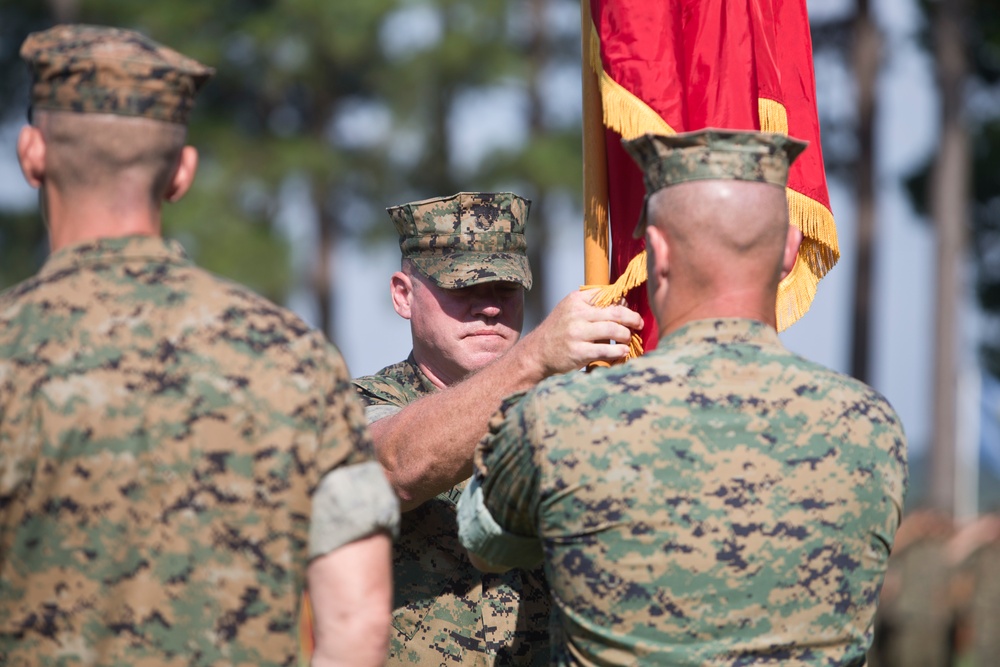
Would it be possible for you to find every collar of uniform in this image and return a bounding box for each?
[658,318,782,350]
[38,234,191,279]
[403,351,442,395]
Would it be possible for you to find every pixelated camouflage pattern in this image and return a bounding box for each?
[388,192,533,290]
[353,355,550,666]
[474,318,908,666]
[21,24,214,124]
[623,129,808,193]
[0,236,376,667]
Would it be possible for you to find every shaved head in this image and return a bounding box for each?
[34,110,187,205]
[647,179,790,295]
[642,178,800,333]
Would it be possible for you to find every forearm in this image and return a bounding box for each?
[373,345,543,511]
[309,532,393,667]
[374,289,641,511]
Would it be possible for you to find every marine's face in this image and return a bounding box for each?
[409,272,524,386]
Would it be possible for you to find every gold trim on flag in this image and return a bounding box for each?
[583,18,840,340]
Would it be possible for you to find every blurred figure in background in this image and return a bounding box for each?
[946,511,1000,667]
[868,510,956,667]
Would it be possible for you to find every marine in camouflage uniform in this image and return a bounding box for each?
[0,25,397,667]
[459,130,909,665]
[354,193,552,665]
[868,511,956,667]
[943,512,1000,667]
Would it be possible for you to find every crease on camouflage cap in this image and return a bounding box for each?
[388,191,534,290]
[20,23,214,124]
[623,129,809,238]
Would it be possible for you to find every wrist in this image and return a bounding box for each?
[502,329,550,387]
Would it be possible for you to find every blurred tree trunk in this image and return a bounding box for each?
[428,79,458,196]
[305,73,339,339]
[930,0,971,516]
[850,0,880,384]
[312,181,337,337]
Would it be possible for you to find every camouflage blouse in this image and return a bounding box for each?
[355,355,551,666]
[468,318,908,666]
[0,236,376,667]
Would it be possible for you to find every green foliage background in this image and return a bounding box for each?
[0,0,584,332]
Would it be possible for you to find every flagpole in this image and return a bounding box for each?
[580,0,610,288]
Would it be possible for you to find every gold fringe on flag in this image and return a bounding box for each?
[582,17,839,362]
[581,250,649,364]
[583,250,647,308]
[760,95,840,330]
[758,97,789,134]
[588,21,675,140]
[777,188,841,331]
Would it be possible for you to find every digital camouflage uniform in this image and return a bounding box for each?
[349,192,550,665]
[1,25,397,667]
[460,131,908,665]
[0,237,387,666]
[464,319,907,666]
[354,356,550,666]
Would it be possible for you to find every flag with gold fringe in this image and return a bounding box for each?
[581,0,839,353]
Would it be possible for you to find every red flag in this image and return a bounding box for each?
[582,0,839,350]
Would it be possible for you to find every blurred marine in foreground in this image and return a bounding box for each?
[459,129,909,665]
[0,24,398,667]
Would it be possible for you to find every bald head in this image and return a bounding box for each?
[648,179,790,290]
[643,179,799,331]
[34,110,187,204]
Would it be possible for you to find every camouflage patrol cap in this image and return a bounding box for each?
[389,192,533,290]
[623,129,808,237]
[20,24,214,124]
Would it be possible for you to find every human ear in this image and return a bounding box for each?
[780,225,803,281]
[164,145,199,203]
[390,272,414,320]
[645,224,669,303]
[16,125,46,189]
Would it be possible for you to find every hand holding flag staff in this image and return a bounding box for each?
[581,0,840,358]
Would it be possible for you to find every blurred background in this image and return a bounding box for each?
[1,0,998,664]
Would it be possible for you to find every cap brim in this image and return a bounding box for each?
[409,252,533,290]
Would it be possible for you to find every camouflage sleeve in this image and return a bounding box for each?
[309,460,399,558]
[458,391,543,567]
[363,403,401,425]
[458,474,544,569]
[352,376,409,410]
[316,339,376,477]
